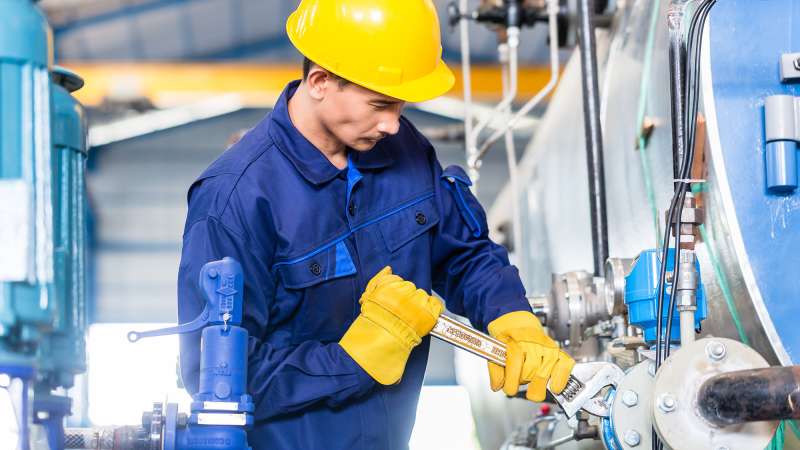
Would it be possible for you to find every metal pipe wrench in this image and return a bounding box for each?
[431,315,624,418]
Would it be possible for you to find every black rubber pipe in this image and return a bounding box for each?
[576,0,609,276]
[698,366,800,427]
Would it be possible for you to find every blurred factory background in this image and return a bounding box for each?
[3,0,800,450]
[17,1,559,448]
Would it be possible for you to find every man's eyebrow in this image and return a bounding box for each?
[370,98,402,105]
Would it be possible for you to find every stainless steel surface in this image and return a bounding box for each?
[603,257,634,316]
[546,271,611,346]
[486,0,785,365]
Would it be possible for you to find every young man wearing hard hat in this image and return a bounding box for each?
[177,1,574,448]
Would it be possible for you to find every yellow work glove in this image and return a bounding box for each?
[487,311,575,402]
[340,267,444,385]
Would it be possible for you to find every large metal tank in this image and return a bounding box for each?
[466,1,800,447]
[488,0,798,366]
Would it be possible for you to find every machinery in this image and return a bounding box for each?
[3,0,800,449]
[64,257,254,450]
[451,0,800,449]
[1,1,89,448]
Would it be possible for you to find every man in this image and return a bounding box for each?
[177,1,574,449]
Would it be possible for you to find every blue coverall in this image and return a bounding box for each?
[178,80,531,450]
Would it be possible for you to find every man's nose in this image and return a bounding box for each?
[376,113,401,136]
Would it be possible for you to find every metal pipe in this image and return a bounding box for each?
[499,39,526,281]
[471,0,560,163]
[679,310,695,344]
[667,4,687,182]
[697,366,800,427]
[576,0,609,276]
[467,25,520,175]
[459,0,478,184]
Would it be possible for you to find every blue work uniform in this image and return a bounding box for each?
[177,80,530,450]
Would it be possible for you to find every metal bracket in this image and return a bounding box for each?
[780,52,800,83]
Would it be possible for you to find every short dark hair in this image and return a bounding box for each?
[302,57,350,87]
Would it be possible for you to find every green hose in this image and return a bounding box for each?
[697,222,750,346]
[635,0,664,246]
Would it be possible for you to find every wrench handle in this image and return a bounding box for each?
[430,315,580,390]
[431,315,509,366]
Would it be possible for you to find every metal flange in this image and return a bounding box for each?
[652,338,778,450]
[610,360,655,449]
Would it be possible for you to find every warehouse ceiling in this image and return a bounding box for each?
[40,0,554,63]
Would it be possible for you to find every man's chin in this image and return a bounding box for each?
[350,140,379,151]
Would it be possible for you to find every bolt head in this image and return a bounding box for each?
[622,390,639,407]
[624,430,641,446]
[706,341,727,361]
[658,393,677,413]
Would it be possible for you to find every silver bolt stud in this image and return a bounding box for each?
[706,341,727,361]
[624,430,641,447]
[658,393,677,413]
[622,390,639,407]
[794,57,800,71]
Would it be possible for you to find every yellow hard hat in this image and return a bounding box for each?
[286,0,455,103]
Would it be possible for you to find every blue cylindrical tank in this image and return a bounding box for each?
[37,66,88,390]
[0,0,56,351]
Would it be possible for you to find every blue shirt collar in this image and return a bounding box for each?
[268,80,394,186]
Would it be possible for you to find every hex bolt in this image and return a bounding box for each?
[624,430,641,447]
[706,341,727,361]
[622,390,639,407]
[658,393,677,413]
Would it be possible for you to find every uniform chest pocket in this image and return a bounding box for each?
[274,240,358,344]
[378,194,440,253]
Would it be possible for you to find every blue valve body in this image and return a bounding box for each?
[175,427,250,450]
[197,326,249,403]
[624,248,708,343]
[132,258,253,450]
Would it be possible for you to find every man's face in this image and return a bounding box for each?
[316,78,406,151]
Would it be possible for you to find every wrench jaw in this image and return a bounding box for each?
[551,362,624,418]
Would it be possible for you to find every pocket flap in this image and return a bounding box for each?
[274,241,357,289]
[441,165,485,238]
[379,195,440,252]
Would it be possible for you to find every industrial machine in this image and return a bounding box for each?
[3,0,800,449]
[451,0,800,449]
[63,257,253,450]
[1,1,89,448]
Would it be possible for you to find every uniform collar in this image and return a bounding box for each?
[268,81,394,186]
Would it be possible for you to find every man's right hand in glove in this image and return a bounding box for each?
[339,266,444,385]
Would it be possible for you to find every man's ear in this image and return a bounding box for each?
[305,68,332,101]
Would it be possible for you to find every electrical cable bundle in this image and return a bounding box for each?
[651,1,717,449]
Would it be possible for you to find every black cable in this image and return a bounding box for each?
[652,6,715,449]
[656,0,716,367]
[664,0,716,358]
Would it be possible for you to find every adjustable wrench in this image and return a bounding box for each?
[430,315,624,418]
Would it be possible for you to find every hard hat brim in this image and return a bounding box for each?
[371,60,456,103]
[287,12,455,103]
